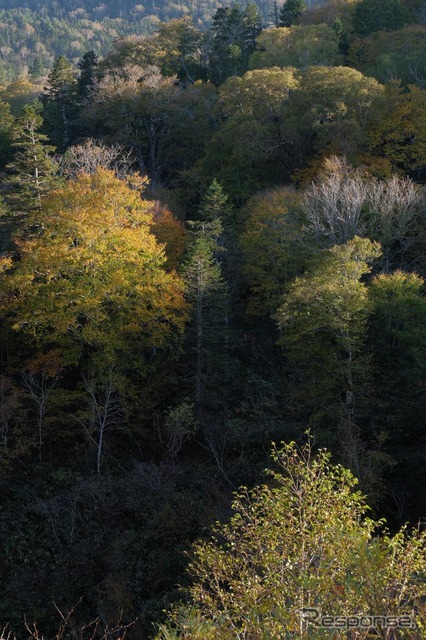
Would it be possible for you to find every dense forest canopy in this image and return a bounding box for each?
[0,0,425,637]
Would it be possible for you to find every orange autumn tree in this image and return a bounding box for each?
[0,169,188,373]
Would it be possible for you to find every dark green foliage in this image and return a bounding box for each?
[5,100,58,214]
[352,0,411,36]
[279,0,307,27]
[42,55,78,150]
[208,3,262,85]
[0,99,14,169]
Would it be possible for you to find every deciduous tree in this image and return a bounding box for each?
[156,439,426,639]
[0,169,187,375]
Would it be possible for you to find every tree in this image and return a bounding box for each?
[148,202,186,271]
[81,369,123,477]
[240,187,305,316]
[42,55,77,150]
[183,184,229,420]
[59,138,134,180]
[249,25,343,70]
[156,20,207,84]
[279,0,306,27]
[208,3,262,85]
[77,50,99,100]
[364,83,426,180]
[301,156,423,270]
[369,271,426,521]
[275,237,382,466]
[285,66,384,170]
[156,439,426,639]
[194,68,299,201]
[5,100,58,214]
[348,26,426,89]
[0,99,14,170]
[352,0,411,36]
[0,169,187,375]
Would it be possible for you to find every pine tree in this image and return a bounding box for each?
[5,100,58,215]
[279,0,306,27]
[77,50,99,100]
[0,99,14,170]
[208,3,262,84]
[184,181,233,421]
[42,55,77,150]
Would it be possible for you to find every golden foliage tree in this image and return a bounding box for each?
[0,169,187,371]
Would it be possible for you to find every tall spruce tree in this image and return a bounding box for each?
[208,3,261,85]
[184,181,233,422]
[42,55,77,151]
[279,0,306,27]
[6,100,58,215]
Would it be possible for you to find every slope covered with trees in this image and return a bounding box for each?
[0,0,425,636]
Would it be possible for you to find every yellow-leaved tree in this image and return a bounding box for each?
[0,169,188,371]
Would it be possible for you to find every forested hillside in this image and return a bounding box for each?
[0,0,271,80]
[0,0,425,637]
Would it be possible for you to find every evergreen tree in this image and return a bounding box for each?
[279,0,306,27]
[184,181,233,422]
[208,3,261,85]
[5,100,58,215]
[77,50,99,100]
[42,55,77,150]
[0,99,14,170]
[352,0,411,36]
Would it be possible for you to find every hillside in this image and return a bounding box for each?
[0,0,272,80]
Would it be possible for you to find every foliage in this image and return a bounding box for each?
[156,439,426,639]
[279,0,307,27]
[5,99,58,213]
[0,169,187,370]
[249,24,343,70]
[352,0,412,36]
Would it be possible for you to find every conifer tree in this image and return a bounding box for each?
[184,181,233,421]
[0,99,14,170]
[6,100,58,215]
[42,55,77,150]
[279,0,306,27]
[77,50,99,100]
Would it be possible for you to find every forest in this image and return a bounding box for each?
[0,0,425,637]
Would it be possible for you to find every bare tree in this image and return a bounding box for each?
[302,156,368,244]
[0,375,22,452]
[303,156,424,267]
[59,139,134,180]
[81,370,123,477]
[21,371,57,462]
[367,175,421,249]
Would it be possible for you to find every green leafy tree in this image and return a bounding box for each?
[369,271,426,521]
[249,25,343,70]
[0,98,14,170]
[279,0,306,27]
[241,187,305,316]
[275,237,382,471]
[365,83,426,179]
[156,439,426,639]
[194,68,298,201]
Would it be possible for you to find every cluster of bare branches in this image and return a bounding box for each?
[302,156,423,250]
[59,139,135,180]
[0,600,135,640]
